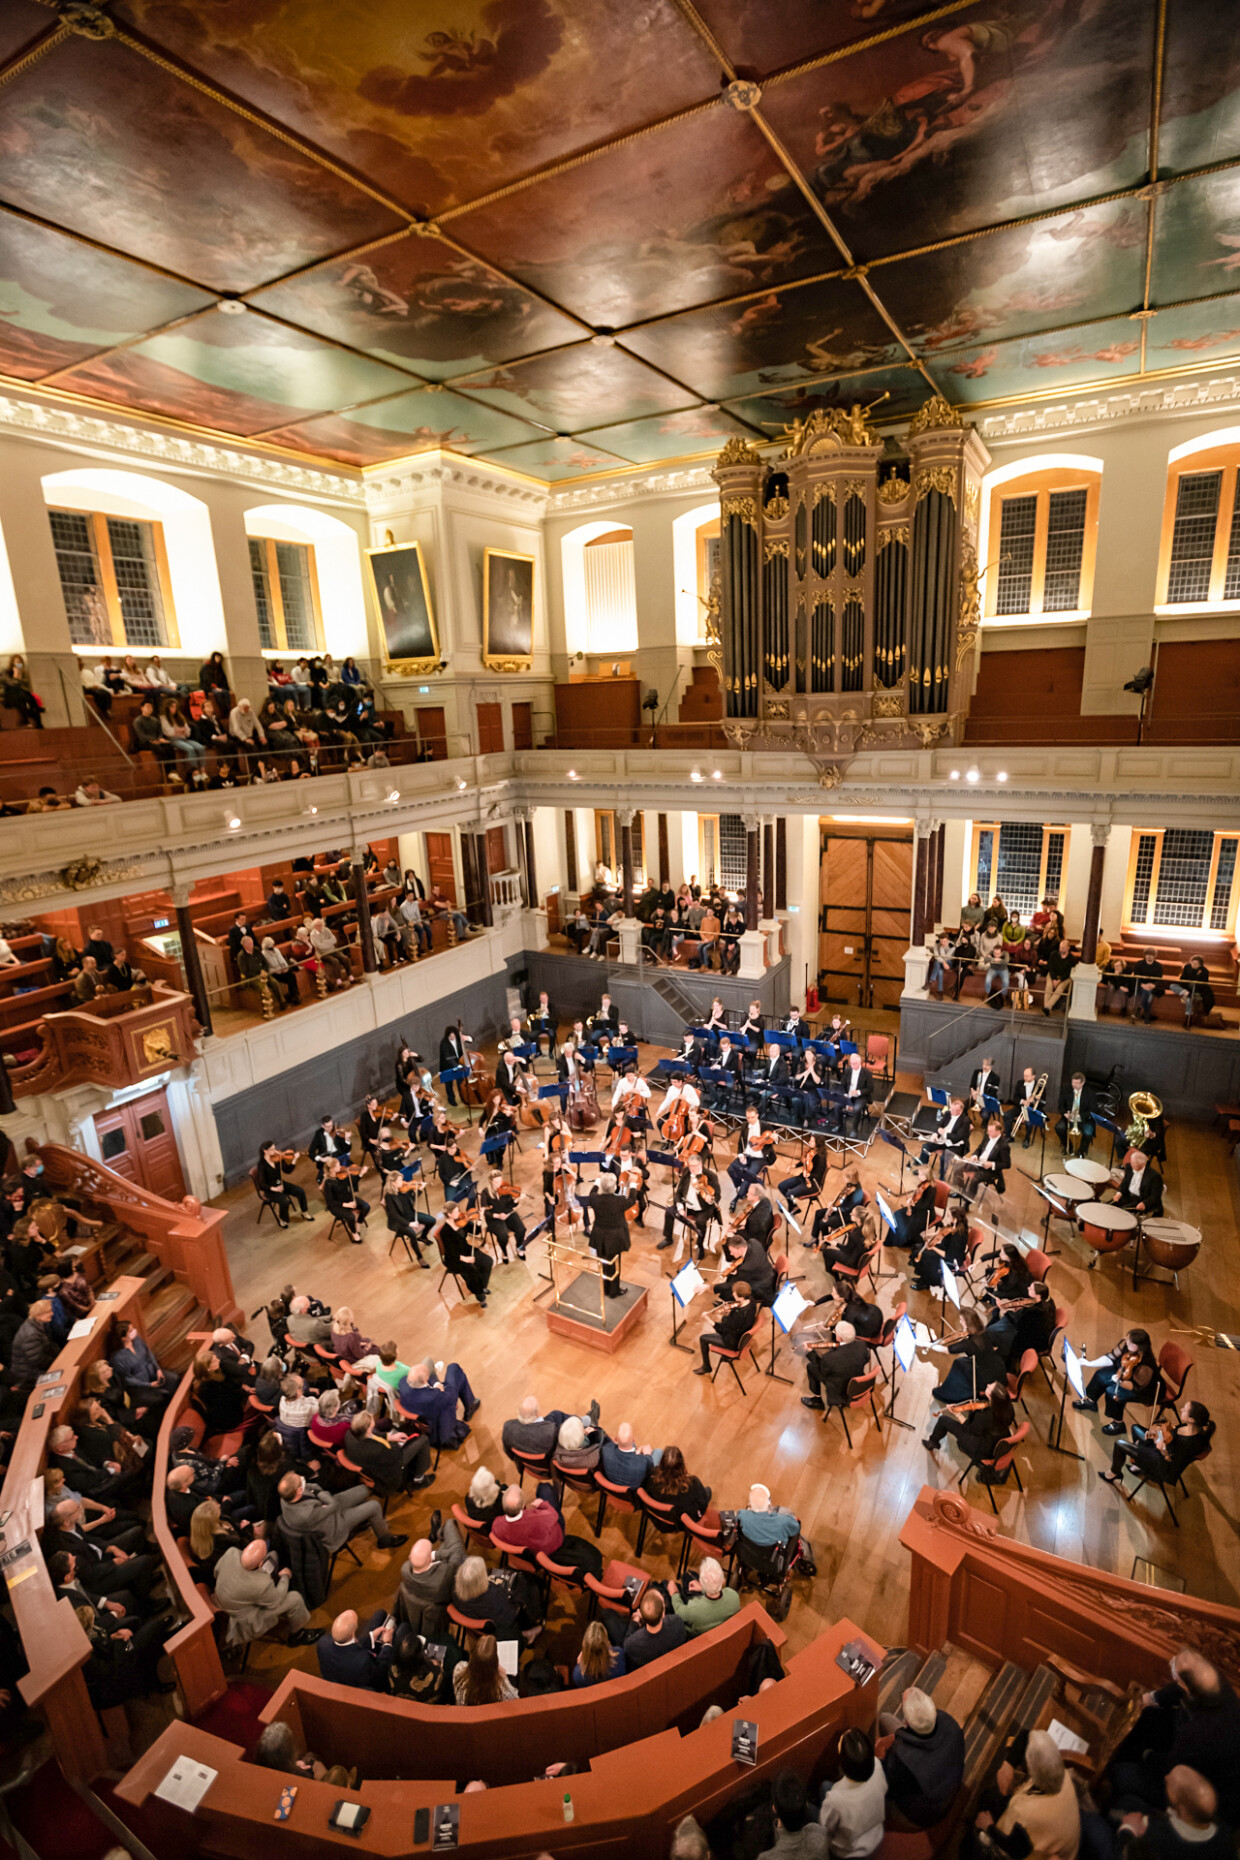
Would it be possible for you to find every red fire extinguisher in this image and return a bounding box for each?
[806,981,819,1014]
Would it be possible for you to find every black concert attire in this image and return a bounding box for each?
[1081,1341,1160,1423]
[480,1183,527,1261]
[585,1189,631,1296]
[1114,1160,1164,1216]
[1055,1080,1097,1154]
[887,1180,936,1251]
[438,1029,470,1105]
[257,1152,308,1221]
[917,1107,969,1167]
[439,1214,492,1302]
[932,1334,1008,1405]
[778,1146,827,1208]
[661,1167,720,1255]
[323,1170,370,1240]
[835,1065,873,1136]
[698,1294,757,1373]
[308,1126,352,1185]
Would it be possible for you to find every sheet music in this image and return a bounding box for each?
[671,1262,707,1306]
[772,1282,810,1334]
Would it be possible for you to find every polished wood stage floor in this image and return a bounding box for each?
[214,1037,1240,1686]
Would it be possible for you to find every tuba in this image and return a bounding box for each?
[1125,1089,1162,1150]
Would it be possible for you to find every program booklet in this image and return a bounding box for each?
[731,1719,758,1767]
[836,1638,877,1686]
[432,1803,460,1849]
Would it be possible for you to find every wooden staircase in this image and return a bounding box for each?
[93,1219,211,1373]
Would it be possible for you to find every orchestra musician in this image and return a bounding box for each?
[923,1308,1007,1405]
[1054,1070,1097,1156]
[437,1024,472,1107]
[950,1116,1011,1214]
[800,1319,869,1409]
[526,992,558,1059]
[434,1203,492,1306]
[394,1040,425,1124]
[917,1094,969,1167]
[817,1207,869,1295]
[1009,1279,1057,1360]
[1073,1328,1160,1434]
[1110,1148,1164,1217]
[911,1208,969,1292]
[702,998,729,1041]
[323,1155,370,1243]
[784,1007,808,1047]
[835,1053,873,1137]
[357,1094,385,1173]
[732,1181,775,1253]
[714,1230,776,1306]
[884,1168,936,1251]
[811,1167,865,1249]
[1099,1399,1214,1491]
[479,1090,516,1148]
[984,1243,1031,1307]
[257,1141,311,1226]
[659,1152,720,1257]
[584,1175,631,1298]
[656,1074,701,1137]
[607,1150,649,1225]
[672,1029,704,1073]
[383,1170,433,1268]
[587,994,619,1048]
[922,1381,1015,1458]
[428,1113,475,1204]
[539,1113,569,1212]
[703,1034,743,1110]
[1004,1067,1041,1144]
[777,1137,827,1209]
[968,1057,1003,1127]
[494,1044,527,1107]
[308,1114,353,1186]
[693,1280,757,1375]
[480,1171,527,1263]
[758,1040,796,1121]
[791,1046,827,1126]
[738,1002,765,1046]
[728,1108,776,1201]
[375,1124,416,1185]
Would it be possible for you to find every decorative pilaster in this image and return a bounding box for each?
[350,852,377,974]
[1070,822,1110,1022]
[171,880,213,1035]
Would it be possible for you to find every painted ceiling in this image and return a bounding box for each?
[1,0,1239,481]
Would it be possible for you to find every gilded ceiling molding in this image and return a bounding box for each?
[978,372,1240,441]
[0,393,363,502]
[364,459,548,512]
[544,464,716,513]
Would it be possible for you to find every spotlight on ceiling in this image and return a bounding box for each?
[997,771,1008,782]
[217,297,248,316]
[966,768,980,783]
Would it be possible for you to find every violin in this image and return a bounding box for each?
[993,1292,1040,1313]
[273,1148,298,1163]
[1118,1348,1143,1384]
[946,1398,988,1417]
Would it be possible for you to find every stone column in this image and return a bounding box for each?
[523,816,538,906]
[474,833,493,928]
[171,880,213,1035]
[1069,823,1109,1022]
[903,824,933,998]
[739,811,767,978]
[350,852,377,974]
[933,822,946,927]
[619,808,635,917]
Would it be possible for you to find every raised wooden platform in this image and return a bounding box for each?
[545,1273,648,1353]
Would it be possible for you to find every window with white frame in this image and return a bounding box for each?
[49,509,176,649]
[970,821,1069,921]
[1125,829,1239,933]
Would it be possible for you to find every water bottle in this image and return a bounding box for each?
[562,1792,574,1823]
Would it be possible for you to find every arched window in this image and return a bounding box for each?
[672,503,721,645]
[561,520,638,656]
[979,456,1102,623]
[244,505,368,661]
[1157,431,1240,609]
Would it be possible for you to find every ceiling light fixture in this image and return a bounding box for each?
[217,297,247,316]
[306,804,318,817]
[567,769,578,781]
[690,770,703,782]
[226,813,241,830]
[712,770,723,780]
[997,770,1008,782]
[456,778,467,791]
[949,770,960,780]
[387,789,400,803]
[966,768,980,782]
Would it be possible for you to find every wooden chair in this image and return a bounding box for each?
[959,1421,1029,1513]
[1006,1348,1039,1416]
[1037,1306,1068,1393]
[706,1315,763,1392]
[337,1443,389,1514]
[634,1485,685,1563]
[550,1456,601,1527]
[593,1471,641,1539]
[679,1512,727,1583]
[824,1370,883,1449]
[535,1547,588,1604]
[584,1561,648,1625]
[1023,1246,1053,1286]
[249,1165,286,1229]
[506,1443,555,1489]
[447,1601,488,1641]
[1152,1341,1193,1421]
[451,1502,495,1557]
[1128,1436,1212,1527]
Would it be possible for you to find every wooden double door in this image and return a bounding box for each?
[818,831,913,1010]
[93,1087,186,1201]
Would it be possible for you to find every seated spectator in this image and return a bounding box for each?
[973,1729,1080,1859]
[330,1306,379,1367]
[130,697,168,764]
[758,1770,827,1859]
[246,1430,292,1527]
[108,1320,171,1411]
[79,660,112,719]
[1,654,42,727]
[103,946,144,992]
[346,1411,434,1492]
[43,1467,137,1545]
[502,1393,570,1458]
[214,1540,317,1647]
[491,1483,565,1556]
[10,1298,56,1390]
[1117,1766,1231,1860]
[878,1686,965,1831]
[191,1347,249,1434]
[254,1718,354,1787]
[623,1588,687,1671]
[465,1466,505,1530]
[73,956,100,1002]
[229,696,266,760]
[737,1484,801,1567]
[1170,956,1214,1022]
[75,1602,172,1708]
[309,1385,351,1447]
[572,1618,628,1688]
[397,1517,467,1639]
[819,1727,887,1857]
[555,1414,601,1472]
[187,1498,243,1588]
[253,1354,286,1408]
[454,1632,518,1706]
[396,1360,480,1448]
[285,1293,332,1349]
[278,1470,406,1553]
[667,1559,739,1636]
[646,1443,716,1524]
[74,777,120,806]
[45,1499,159,1600]
[1108,1648,1240,1823]
[453,1553,539,1639]
[165,1463,200,1536]
[317,1608,395,1691]
[599,1420,655,1489]
[279,1371,321,1432]
[309,917,352,989]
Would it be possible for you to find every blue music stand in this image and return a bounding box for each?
[876,1122,912,1191]
[510,1041,539,1062]
[808,1039,838,1061]
[438,1064,474,1125]
[764,1029,798,1049]
[656,1059,688,1078]
[608,1045,638,1069]
[839,1039,859,1056]
[480,1134,512,1162]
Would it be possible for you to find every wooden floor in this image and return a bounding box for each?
[213,1037,1240,1691]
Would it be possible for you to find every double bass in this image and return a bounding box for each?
[567,1071,600,1133]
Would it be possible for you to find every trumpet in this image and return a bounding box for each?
[1011,1072,1047,1137]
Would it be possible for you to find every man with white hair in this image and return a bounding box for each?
[877,1686,965,1830]
[667,1558,739,1635]
[492,1482,565,1556]
[736,1484,800,1554]
[981,1727,1079,1857]
[213,1538,317,1646]
[502,1394,569,1459]
[801,1320,870,1412]
[669,1817,711,1860]
[285,1294,332,1349]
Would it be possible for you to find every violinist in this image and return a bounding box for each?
[912,1208,969,1292]
[715,1230,776,1306]
[738,1002,765,1047]
[526,992,558,1059]
[308,1114,353,1187]
[539,1114,569,1210]
[394,1040,425,1123]
[1009,1279,1056,1360]
[693,1280,757,1376]
[923,1381,1014,1459]
[1100,1398,1213,1491]
[1073,1327,1160,1435]
[835,1052,873,1137]
[659,1152,720,1257]
[924,1308,1006,1405]
[584,1175,631,1298]
[375,1125,415,1186]
[884,1167,936,1251]
[800,1319,869,1409]
[950,1116,1010,1213]
[777,1136,827,1209]
[437,1024,472,1107]
[479,1090,516,1147]
[428,1113,474,1204]
[731,1181,774,1252]
[984,1242,1031,1307]
[357,1094,385,1172]
[728,1108,776,1200]
[403,1076,438,1144]
[587,994,619,1048]
[811,1167,865,1248]
[816,1184,869,1289]
[434,1202,492,1306]
[257,1140,310,1225]
[383,1170,433,1268]
[480,1170,527,1262]
[323,1156,370,1244]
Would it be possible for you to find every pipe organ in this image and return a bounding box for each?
[712,397,990,758]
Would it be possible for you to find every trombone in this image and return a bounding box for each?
[1010,1072,1047,1139]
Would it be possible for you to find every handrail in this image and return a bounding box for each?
[150,1369,227,1719]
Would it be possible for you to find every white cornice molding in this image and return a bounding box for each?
[979,372,1240,444]
[364,455,549,513]
[0,392,364,504]
[544,463,717,513]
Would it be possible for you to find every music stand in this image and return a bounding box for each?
[568,1148,605,1184]
[767,1280,810,1383]
[885,1312,917,1430]
[1033,1180,1072,1247]
[1015,1104,1049,1182]
[538,1082,566,1115]
[480,1134,512,1171]
[1095,1111,1127,1166]
[1049,1335,1087,1460]
[876,1123,912,1191]
[939,1259,963,1331]
[438,1065,473,1125]
[670,1259,707,1352]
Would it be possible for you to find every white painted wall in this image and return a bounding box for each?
[941,818,970,920]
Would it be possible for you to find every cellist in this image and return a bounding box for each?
[656,1073,700,1141]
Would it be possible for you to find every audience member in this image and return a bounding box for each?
[213,1540,317,1646]
[573,1618,627,1688]
[453,1632,518,1705]
[878,1687,965,1831]
[819,1727,887,1856]
[397,1517,466,1639]
[667,1559,739,1635]
[623,1589,688,1671]
[317,1609,395,1691]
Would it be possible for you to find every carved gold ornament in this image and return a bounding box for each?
[766,701,790,720]
[721,495,759,529]
[140,1025,178,1068]
[385,657,440,677]
[764,493,789,521]
[876,525,910,552]
[815,762,846,789]
[62,857,103,890]
[878,473,910,506]
[763,539,789,562]
[915,465,958,505]
[715,436,763,468]
[906,395,966,437]
[872,691,905,717]
[483,658,529,675]
[811,482,837,507]
[964,479,980,530]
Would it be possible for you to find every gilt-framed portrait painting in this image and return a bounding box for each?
[365,540,439,672]
[483,548,535,672]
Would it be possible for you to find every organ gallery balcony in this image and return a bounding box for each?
[6,982,198,1099]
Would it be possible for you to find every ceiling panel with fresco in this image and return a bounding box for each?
[0,0,1237,481]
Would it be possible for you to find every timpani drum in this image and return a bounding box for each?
[1075,1199,1137,1261]
[1044,1173,1093,1205]
[1064,1157,1111,1188]
[1140,1218,1202,1275]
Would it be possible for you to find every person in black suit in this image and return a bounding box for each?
[836,1055,873,1136]
[758,1042,796,1120]
[693,1284,758,1374]
[585,1176,631,1297]
[736,1184,775,1253]
[323,1158,369,1241]
[494,1048,526,1107]
[1112,1150,1164,1217]
[317,1608,395,1691]
[969,1059,1003,1120]
[659,1155,720,1254]
[672,1030,704,1074]
[344,1412,433,1493]
[705,1036,744,1110]
[1055,1071,1097,1155]
[885,1170,936,1251]
[437,1024,471,1105]
[917,1096,969,1168]
[308,1115,352,1186]
[587,995,619,1047]
[951,1118,1010,1210]
[1004,1067,1042,1143]
[801,1321,870,1410]
[716,1233,777,1306]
